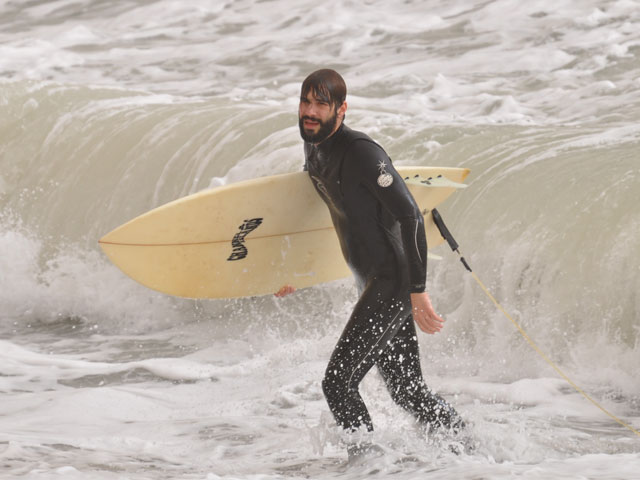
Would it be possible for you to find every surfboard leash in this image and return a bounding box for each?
[431,208,640,439]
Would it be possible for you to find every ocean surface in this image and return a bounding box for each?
[1,0,639,478]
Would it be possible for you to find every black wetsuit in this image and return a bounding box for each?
[304,123,460,433]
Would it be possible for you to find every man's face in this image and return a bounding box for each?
[298,91,342,144]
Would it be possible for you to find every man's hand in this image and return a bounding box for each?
[275,285,296,297]
[410,291,444,334]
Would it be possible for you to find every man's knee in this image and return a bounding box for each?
[322,369,347,402]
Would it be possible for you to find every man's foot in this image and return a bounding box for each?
[346,442,385,464]
[423,414,476,455]
[420,393,466,434]
[445,412,466,434]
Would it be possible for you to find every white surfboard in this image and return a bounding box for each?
[99,167,469,298]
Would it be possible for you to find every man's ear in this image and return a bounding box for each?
[338,101,348,121]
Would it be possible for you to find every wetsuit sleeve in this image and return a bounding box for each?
[343,140,427,293]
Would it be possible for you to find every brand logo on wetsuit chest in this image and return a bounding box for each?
[311,175,330,199]
[377,160,393,187]
[227,218,263,261]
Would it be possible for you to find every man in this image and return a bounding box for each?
[276,69,463,455]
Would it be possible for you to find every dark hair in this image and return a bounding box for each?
[300,69,347,109]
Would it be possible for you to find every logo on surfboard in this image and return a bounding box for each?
[228,218,263,261]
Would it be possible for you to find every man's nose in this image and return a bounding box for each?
[301,102,317,117]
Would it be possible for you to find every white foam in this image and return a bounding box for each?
[0,0,637,125]
[1,1,640,477]
[0,220,188,334]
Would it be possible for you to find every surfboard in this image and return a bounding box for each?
[99,167,469,299]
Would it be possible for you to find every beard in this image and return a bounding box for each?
[298,110,339,144]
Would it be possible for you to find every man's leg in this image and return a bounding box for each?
[321,282,409,433]
[376,316,463,431]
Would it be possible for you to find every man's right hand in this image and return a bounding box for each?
[275,285,296,297]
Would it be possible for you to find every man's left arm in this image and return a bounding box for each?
[345,141,444,333]
[410,291,444,334]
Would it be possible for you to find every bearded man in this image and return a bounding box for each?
[277,69,463,456]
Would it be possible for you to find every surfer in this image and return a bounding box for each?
[276,69,463,455]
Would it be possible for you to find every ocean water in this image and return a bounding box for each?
[1,0,640,478]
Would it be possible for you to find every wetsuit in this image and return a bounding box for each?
[304,123,460,433]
